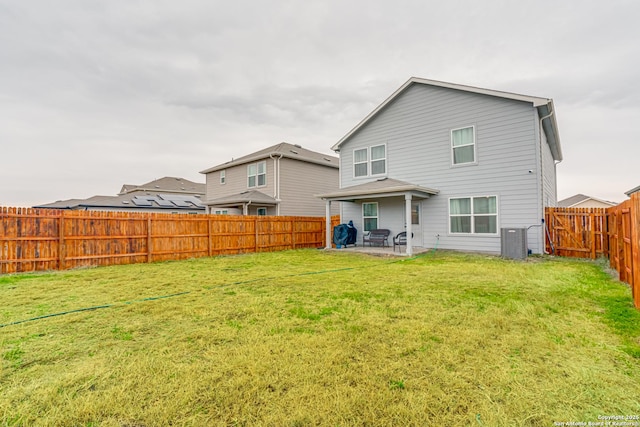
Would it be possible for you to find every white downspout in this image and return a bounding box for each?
[269,153,283,216]
[538,105,554,254]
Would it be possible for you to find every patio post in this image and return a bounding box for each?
[405,193,413,256]
[325,200,332,249]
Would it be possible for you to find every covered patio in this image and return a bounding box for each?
[317,178,439,256]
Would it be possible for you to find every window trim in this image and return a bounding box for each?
[362,202,379,232]
[353,144,387,178]
[256,207,267,216]
[247,161,267,188]
[451,125,477,166]
[220,170,226,185]
[448,195,498,235]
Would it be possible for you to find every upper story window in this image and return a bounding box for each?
[449,196,498,234]
[247,161,266,188]
[451,126,476,165]
[220,170,226,184]
[353,144,386,178]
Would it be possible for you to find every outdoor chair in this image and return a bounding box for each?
[362,229,390,247]
[393,231,413,252]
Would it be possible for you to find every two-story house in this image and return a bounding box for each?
[200,142,339,216]
[318,77,562,255]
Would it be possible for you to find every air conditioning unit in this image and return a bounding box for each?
[501,228,528,260]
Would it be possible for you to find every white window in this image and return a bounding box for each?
[354,148,368,177]
[256,207,267,216]
[451,126,476,165]
[449,196,497,234]
[353,144,386,177]
[362,202,378,232]
[248,161,266,188]
[220,170,225,184]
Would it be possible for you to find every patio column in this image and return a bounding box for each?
[405,193,413,256]
[325,200,332,249]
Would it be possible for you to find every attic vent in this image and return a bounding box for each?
[290,150,298,154]
[294,144,302,148]
[323,157,331,162]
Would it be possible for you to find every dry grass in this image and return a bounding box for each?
[1,250,639,426]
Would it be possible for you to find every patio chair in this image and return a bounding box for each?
[393,231,413,252]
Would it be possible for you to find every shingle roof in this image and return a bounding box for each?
[316,177,439,201]
[205,190,278,206]
[34,193,205,211]
[200,142,338,174]
[119,176,205,195]
[557,194,617,208]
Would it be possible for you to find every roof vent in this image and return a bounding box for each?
[294,144,302,148]
[323,157,332,162]
[290,150,298,154]
[122,200,130,204]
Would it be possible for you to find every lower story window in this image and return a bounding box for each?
[362,202,378,231]
[257,207,267,216]
[214,209,228,215]
[450,196,497,234]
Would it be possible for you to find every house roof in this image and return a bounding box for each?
[625,185,640,196]
[331,77,562,162]
[204,190,278,207]
[119,176,205,195]
[200,142,339,174]
[557,194,617,208]
[34,193,205,211]
[316,177,439,202]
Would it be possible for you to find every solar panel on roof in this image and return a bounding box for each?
[132,198,153,207]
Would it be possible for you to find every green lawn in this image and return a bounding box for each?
[1,250,639,426]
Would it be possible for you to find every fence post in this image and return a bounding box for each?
[291,220,295,249]
[58,212,65,270]
[147,216,152,263]
[631,193,640,309]
[255,217,259,253]
[208,217,212,257]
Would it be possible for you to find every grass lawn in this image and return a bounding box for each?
[1,249,639,426]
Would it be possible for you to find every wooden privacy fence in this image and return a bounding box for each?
[0,207,340,274]
[545,192,640,309]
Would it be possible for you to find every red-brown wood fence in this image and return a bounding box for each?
[0,207,340,274]
[545,192,640,309]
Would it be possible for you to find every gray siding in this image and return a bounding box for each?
[205,160,275,203]
[339,84,552,254]
[205,156,338,217]
[279,158,339,217]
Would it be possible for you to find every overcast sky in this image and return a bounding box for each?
[1,0,638,207]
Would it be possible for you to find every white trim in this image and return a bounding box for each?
[362,202,379,232]
[448,195,499,235]
[247,161,267,188]
[451,125,477,166]
[352,144,387,179]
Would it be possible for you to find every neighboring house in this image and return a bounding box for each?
[34,177,206,214]
[625,185,640,197]
[557,194,617,208]
[200,142,339,216]
[318,77,563,255]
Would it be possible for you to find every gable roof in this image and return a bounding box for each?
[200,142,339,174]
[557,194,617,208]
[331,77,562,161]
[119,176,205,195]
